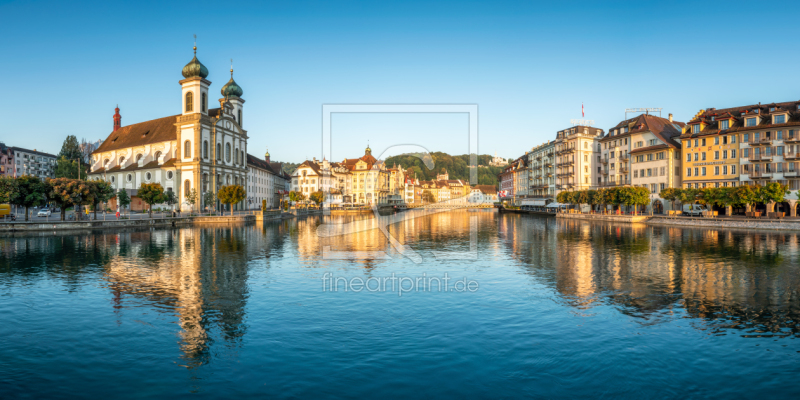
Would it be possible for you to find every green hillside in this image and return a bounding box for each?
[384,152,503,186]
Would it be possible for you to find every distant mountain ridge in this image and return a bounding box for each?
[385,152,502,186]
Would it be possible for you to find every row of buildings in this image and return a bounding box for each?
[291,152,498,206]
[501,102,800,214]
[87,46,290,212]
[0,142,58,179]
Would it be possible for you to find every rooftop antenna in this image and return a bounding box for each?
[193,34,197,54]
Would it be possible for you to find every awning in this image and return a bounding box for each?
[521,200,547,206]
[546,202,563,208]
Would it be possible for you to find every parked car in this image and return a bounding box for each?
[37,209,52,217]
[682,204,707,216]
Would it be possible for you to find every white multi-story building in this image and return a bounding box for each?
[246,149,290,210]
[6,147,57,179]
[527,141,556,205]
[554,125,604,193]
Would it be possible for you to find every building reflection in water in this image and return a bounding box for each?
[0,223,290,369]
[501,215,800,337]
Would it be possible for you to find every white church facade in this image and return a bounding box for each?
[89,46,288,212]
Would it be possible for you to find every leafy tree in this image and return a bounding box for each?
[659,187,681,216]
[11,175,47,221]
[87,180,115,220]
[734,185,759,213]
[0,176,17,204]
[678,188,698,206]
[117,188,131,215]
[576,190,590,206]
[631,187,651,215]
[716,187,737,216]
[310,191,324,204]
[595,188,609,213]
[46,178,90,221]
[556,191,569,204]
[138,183,165,218]
[58,135,83,162]
[759,182,790,213]
[218,185,246,216]
[586,189,598,212]
[201,191,215,213]
[163,190,178,212]
[55,156,88,179]
[289,191,305,202]
[184,188,198,213]
[421,189,435,204]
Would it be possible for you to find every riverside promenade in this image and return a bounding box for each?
[556,212,800,231]
[0,210,292,233]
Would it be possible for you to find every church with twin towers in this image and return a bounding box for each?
[89,44,289,212]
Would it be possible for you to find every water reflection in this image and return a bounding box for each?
[4,212,800,397]
[502,215,800,338]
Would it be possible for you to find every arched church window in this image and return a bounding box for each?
[119,156,125,165]
[136,154,143,162]
[154,151,162,161]
[185,92,193,112]
[203,141,209,159]
[202,92,207,112]
[216,143,221,160]
[238,110,242,127]
[184,141,191,159]
[184,180,190,196]
[104,159,109,167]
[226,144,231,162]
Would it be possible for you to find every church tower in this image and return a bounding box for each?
[180,45,210,116]
[113,106,121,132]
[220,64,245,127]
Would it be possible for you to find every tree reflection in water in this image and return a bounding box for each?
[502,216,800,338]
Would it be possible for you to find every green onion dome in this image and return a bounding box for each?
[182,47,209,79]
[221,70,243,98]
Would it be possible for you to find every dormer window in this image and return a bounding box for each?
[774,114,786,124]
[711,116,715,121]
[746,117,757,127]
[692,125,700,133]
[770,107,776,112]
[719,120,729,130]
[754,109,760,114]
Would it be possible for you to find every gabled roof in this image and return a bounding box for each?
[473,184,497,194]
[603,113,684,149]
[90,159,176,174]
[246,154,276,174]
[680,100,800,139]
[93,114,179,155]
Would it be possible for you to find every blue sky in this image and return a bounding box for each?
[2,0,799,163]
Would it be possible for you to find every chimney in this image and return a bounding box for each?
[668,113,673,123]
[113,105,121,132]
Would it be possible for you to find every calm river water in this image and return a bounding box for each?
[2,210,800,398]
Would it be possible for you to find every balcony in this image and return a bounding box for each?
[748,136,773,146]
[600,159,609,165]
[600,170,609,176]
[601,180,630,187]
[785,133,800,143]
[619,154,630,161]
[747,169,773,179]
[784,168,800,177]
[619,167,629,174]
[748,152,773,162]
[785,152,800,161]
